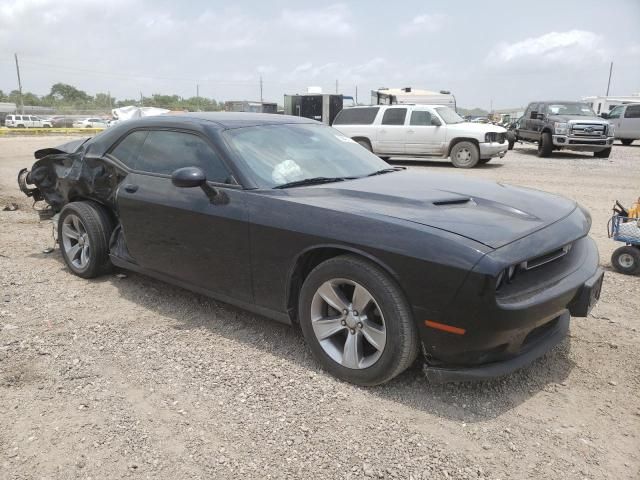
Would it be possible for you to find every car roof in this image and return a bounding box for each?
[164,112,318,128]
[342,104,446,109]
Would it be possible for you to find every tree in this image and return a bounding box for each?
[94,93,115,109]
[48,83,92,104]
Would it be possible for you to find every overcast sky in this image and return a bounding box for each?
[1,0,639,109]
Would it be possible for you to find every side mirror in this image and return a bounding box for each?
[431,117,442,127]
[600,112,609,119]
[172,166,206,188]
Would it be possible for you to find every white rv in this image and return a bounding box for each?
[582,94,640,116]
[371,87,456,110]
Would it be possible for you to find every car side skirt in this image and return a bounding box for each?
[109,255,292,325]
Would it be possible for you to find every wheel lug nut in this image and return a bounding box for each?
[353,310,358,316]
[343,309,348,315]
[350,329,355,335]
[341,320,346,326]
[357,322,363,329]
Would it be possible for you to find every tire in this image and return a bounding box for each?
[355,138,372,152]
[620,139,633,146]
[379,156,391,161]
[58,201,114,279]
[298,255,419,386]
[611,246,640,275]
[537,132,553,157]
[594,147,612,158]
[17,124,25,128]
[479,158,491,164]
[450,141,480,168]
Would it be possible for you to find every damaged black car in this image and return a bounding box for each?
[18,113,603,385]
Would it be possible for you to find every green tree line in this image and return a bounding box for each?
[0,83,224,111]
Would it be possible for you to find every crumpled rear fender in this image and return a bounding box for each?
[23,153,127,212]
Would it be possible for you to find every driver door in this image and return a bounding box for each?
[111,128,253,302]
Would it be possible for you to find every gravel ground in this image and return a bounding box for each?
[1,136,639,480]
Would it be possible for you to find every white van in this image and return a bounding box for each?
[603,103,640,145]
[332,105,508,168]
[4,115,52,128]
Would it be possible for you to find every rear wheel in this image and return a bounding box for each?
[59,201,114,279]
[298,255,419,386]
[537,132,553,157]
[450,141,480,168]
[611,246,640,275]
[620,139,633,146]
[594,147,612,158]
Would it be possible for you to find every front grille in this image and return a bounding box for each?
[568,139,607,145]
[571,123,607,137]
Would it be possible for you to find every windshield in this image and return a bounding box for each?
[435,107,464,124]
[223,124,390,188]
[547,103,596,116]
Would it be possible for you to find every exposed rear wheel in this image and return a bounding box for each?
[620,139,633,146]
[611,246,640,275]
[594,147,612,158]
[298,255,419,386]
[450,141,479,168]
[537,132,553,157]
[59,201,114,278]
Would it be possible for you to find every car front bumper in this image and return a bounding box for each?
[479,141,508,159]
[416,205,602,382]
[552,135,614,151]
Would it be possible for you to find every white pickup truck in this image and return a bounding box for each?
[332,105,508,168]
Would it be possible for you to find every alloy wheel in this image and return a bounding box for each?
[61,214,91,269]
[310,279,386,369]
[618,253,635,269]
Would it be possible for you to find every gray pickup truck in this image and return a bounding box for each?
[512,101,615,158]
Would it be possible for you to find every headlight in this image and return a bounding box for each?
[485,132,497,142]
[554,122,569,135]
[608,124,615,136]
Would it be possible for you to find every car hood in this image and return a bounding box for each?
[446,122,506,134]
[547,114,607,123]
[279,170,577,249]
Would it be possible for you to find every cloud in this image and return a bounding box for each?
[487,30,608,70]
[280,4,353,36]
[400,13,448,36]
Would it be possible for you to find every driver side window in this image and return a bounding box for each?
[111,130,232,184]
[608,106,623,119]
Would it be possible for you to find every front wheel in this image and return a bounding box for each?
[594,147,612,158]
[611,246,640,275]
[355,138,372,152]
[298,255,419,386]
[537,132,553,157]
[450,141,480,168]
[620,139,633,146]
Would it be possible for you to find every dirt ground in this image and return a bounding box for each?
[1,135,639,480]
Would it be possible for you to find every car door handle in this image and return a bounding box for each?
[124,184,139,193]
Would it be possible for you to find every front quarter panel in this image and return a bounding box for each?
[245,191,489,323]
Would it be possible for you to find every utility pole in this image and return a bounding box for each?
[14,53,24,114]
[196,84,200,111]
[355,85,358,104]
[606,61,613,96]
[259,76,263,103]
[140,91,144,107]
[335,79,339,94]
[108,90,112,111]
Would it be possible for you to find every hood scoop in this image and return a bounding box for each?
[433,197,473,206]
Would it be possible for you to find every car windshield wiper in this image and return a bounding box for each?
[274,176,356,189]
[367,166,406,177]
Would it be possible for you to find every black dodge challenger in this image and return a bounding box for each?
[18,113,603,385]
